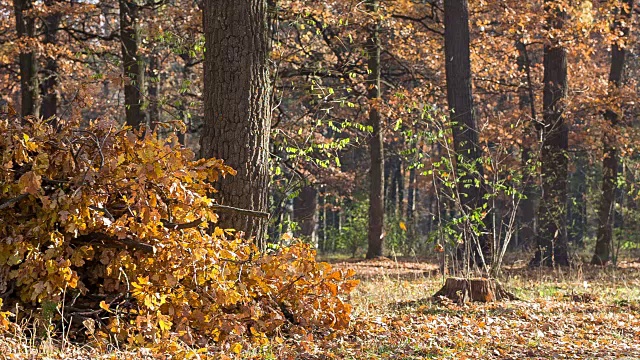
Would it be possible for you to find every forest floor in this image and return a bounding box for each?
[1,257,639,359]
[315,257,640,359]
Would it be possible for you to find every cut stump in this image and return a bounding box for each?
[432,277,517,303]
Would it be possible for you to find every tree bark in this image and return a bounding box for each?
[433,277,517,303]
[407,161,417,221]
[444,0,490,266]
[568,156,587,246]
[201,0,272,247]
[365,0,385,259]
[532,1,570,267]
[515,41,537,249]
[147,51,160,132]
[41,0,61,124]
[592,0,633,265]
[14,0,38,118]
[120,0,145,128]
[293,185,319,247]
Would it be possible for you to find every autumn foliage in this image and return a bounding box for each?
[0,117,357,347]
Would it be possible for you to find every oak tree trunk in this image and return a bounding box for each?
[293,185,319,247]
[593,0,633,265]
[41,0,61,124]
[407,161,417,221]
[533,1,570,267]
[120,0,145,128]
[147,51,160,132]
[201,0,272,247]
[365,0,385,259]
[515,41,537,249]
[444,0,490,266]
[14,0,38,118]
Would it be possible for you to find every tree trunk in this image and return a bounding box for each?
[147,51,160,131]
[532,1,570,267]
[14,0,38,118]
[568,155,587,246]
[515,41,537,249]
[201,0,272,247]
[444,0,490,266]
[593,0,632,265]
[433,277,517,303]
[365,0,385,259]
[177,55,194,145]
[397,156,405,217]
[386,154,401,216]
[407,162,417,221]
[120,0,145,128]
[319,190,327,252]
[293,185,319,247]
[41,0,61,124]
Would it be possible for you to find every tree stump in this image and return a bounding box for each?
[432,277,517,303]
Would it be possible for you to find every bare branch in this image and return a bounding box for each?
[0,194,28,211]
[212,204,270,219]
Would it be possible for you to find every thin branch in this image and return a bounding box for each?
[212,204,270,219]
[72,233,154,254]
[0,194,28,210]
[161,218,204,230]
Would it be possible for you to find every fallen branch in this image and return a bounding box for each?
[212,204,270,219]
[161,218,204,230]
[0,193,28,210]
[72,233,154,254]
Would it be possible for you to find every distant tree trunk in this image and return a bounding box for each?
[14,0,38,118]
[293,185,319,247]
[41,0,60,124]
[593,0,632,265]
[407,163,417,221]
[515,41,537,249]
[201,0,271,247]
[386,154,401,216]
[365,0,385,259]
[568,156,587,246]
[384,156,393,211]
[120,0,145,128]
[177,55,194,145]
[533,1,570,267]
[319,190,327,252]
[147,51,160,131]
[444,0,490,266]
[397,157,405,217]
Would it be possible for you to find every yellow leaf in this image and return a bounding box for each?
[230,342,242,354]
[99,301,110,312]
[399,221,407,232]
[158,318,172,331]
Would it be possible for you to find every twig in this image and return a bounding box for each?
[0,194,28,210]
[72,233,154,254]
[161,218,204,230]
[212,204,270,219]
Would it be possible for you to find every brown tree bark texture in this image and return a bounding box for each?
[365,0,385,259]
[534,0,570,267]
[433,277,517,303]
[41,0,61,123]
[14,0,38,118]
[120,0,145,128]
[201,0,271,247]
[444,0,490,264]
[293,185,319,246]
[593,0,633,265]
